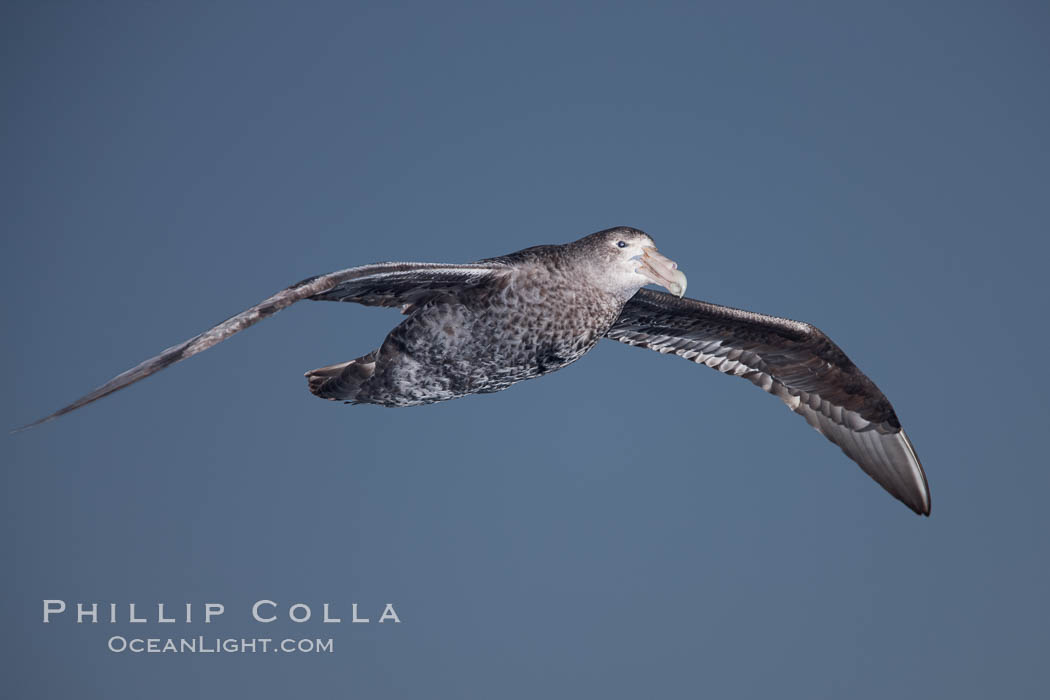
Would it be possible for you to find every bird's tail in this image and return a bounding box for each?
[305,350,378,401]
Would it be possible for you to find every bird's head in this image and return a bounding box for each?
[573,226,687,299]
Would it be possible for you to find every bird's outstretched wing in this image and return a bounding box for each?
[605,289,930,515]
[16,262,510,431]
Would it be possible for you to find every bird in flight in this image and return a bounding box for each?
[17,227,930,515]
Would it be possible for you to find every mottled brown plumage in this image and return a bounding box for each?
[310,240,637,406]
[16,226,929,515]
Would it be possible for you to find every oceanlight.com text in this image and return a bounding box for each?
[107,636,334,654]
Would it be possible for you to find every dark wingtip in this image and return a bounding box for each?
[908,491,931,517]
[908,501,930,517]
[919,488,931,516]
[899,484,931,517]
[10,414,56,434]
[11,401,87,434]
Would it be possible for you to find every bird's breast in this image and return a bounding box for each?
[466,268,624,373]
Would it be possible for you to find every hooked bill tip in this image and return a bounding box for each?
[670,269,687,297]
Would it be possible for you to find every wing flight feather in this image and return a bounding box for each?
[606,289,930,515]
[15,261,508,431]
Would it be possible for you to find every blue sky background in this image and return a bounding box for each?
[3,1,1048,698]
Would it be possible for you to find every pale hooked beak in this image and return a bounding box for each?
[636,246,687,297]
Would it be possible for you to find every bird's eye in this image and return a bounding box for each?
[617,241,627,248]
